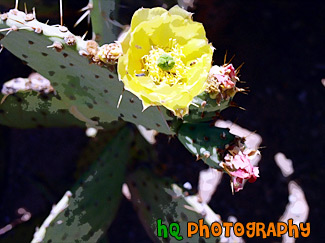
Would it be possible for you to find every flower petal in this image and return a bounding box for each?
[117,6,213,117]
[168,5,192,19]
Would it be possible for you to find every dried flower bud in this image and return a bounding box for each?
[205,64,239,102]
[220,140,260,193]
[98,42,123,65]
[86,40,99,57]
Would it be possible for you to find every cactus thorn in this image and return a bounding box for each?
[47,41,63,52]
[0,27,12,33]
[1,94,9,104]
[229,101,245,110]
[117,88,125,109]
[32,7,36,19]
[80,3,93,12]
[0,25,22,35]
[15,0,19,10]
[59,0,64,26]
[103,13,125,30]
[191,102,199,108]
[236,62,245,74]
[231,180,234,195]
[74,9,91,28]
[237,87,249,95]
[81,30,88,40]
[224,50,228,64]
[117,94,123,109]
[226,54,236,66]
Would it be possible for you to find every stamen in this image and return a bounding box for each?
[141,40,188,86]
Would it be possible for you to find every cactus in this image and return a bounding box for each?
[87,0,121,45]
[0,1,261,242]
[127,169,220,242]
[0,75,85,128]
[177,122,236,168]
[0,9,173,133]
[32,127,134,243]
[185,92,231,123]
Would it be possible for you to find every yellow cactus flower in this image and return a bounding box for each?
[118,6,213,117]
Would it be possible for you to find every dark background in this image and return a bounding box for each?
[0,0,324,242]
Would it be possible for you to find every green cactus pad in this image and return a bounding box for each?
[177,122,236,168]
[89,0,121,45]
[32,127,133,243]
[0,9,173,134]
[127,169,220,242]
[74,121,125,178]
[184,92,231,123]
[0,90,85,128]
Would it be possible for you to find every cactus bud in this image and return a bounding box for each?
[220,140,260,193]
[86,40,99,57]
[206,64,239,103]
[98,42,123,65]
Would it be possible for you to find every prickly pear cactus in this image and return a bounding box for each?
[32,127,134,243]
[127,169,220,242]
[0,75,84,128]
[177,122,236,168]
[0,9,173,133]
[0,1,261,242]
[185,92,231,123]
[87,0,121,45]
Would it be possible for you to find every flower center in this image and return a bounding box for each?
[157,54,175,71]
[141,39,188,86]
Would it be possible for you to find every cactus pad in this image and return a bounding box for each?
[0,9,173,134]
[185,92,231,123]
[177,122,236,168]
[32,127,133,242]
[127,169,219,242]
[88,0,121,45]
[0,90,85,128]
